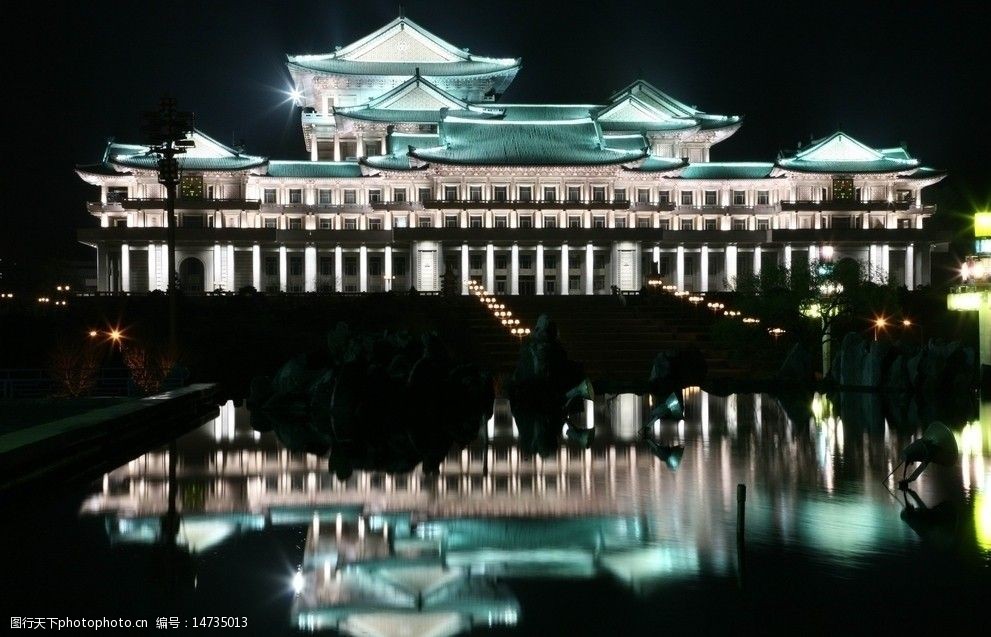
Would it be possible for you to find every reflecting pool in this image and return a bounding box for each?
[2,392,989,635]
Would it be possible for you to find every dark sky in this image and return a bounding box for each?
[3,0,988,283]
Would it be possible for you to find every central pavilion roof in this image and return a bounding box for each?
[776,132,922,173]
[406,116,647,166]
[287,17,520,84]
[335,73,504,124]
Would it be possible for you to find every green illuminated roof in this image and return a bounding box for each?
[387,132,441,154]
[602,134,648,152]
[675,162,776,179]
[103,130,266,172]
[76,162,130,176]
[263,161,364,178]
[408,117,646,166]
[335,74,502,124]
[776,132,920,174]
[595,80,741,134]
[626,156,686,173]
[497,105,598,121]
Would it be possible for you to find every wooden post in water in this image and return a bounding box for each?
[736,483,746,588]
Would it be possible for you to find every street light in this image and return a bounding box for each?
[873,316,888,342]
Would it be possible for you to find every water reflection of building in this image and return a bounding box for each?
[80,392,990,636]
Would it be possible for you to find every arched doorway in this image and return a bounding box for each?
[179,257,205,292]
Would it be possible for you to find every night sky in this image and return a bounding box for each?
[3,0,988,287]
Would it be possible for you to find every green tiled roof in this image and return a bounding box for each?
[608,80,700,118]
[362,153,426,171]
[497,105,598,121]
[104,130,266,172]
[675,162,776,179]
[335,74,503,124]
[387,133,440,154]
[626,156,686,173]
[597,118,700,133]
[602,134,647,152]
[336,107,490,124]
[76,162,130,176]
[899,166,946,180]
[596,80,740,134]
[263,161,364,178]
[777,132,920,174]
[409,117,646,166]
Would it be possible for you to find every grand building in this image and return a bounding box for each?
[77,16,947,295]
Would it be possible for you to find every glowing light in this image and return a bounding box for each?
[947,291,985,311]
[287,88,304,105]
[902,319,912,327]
[975,212,991,239]
[821,245,835,260]
[291,570,304,593]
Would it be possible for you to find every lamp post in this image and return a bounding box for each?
[873,317,887,342]
[142,97,194,355]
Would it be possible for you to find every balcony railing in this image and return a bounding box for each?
[119,198,261,211]
[630,201,677,212]
[781,200,912,211]
[258,203,372,214]
[370,201,423,211]
[424,199,632,210]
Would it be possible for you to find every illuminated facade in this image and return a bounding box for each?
[78,16,947,295]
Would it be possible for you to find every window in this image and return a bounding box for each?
[592,215,606,228]
[520,255,533,269]
[318,189,332,204]
[680,219,694,231]
[264,256,278,276]
[343,190,357,204]
[614,188,627,203]
[394,215,408,228]
[636,217,651,228]
[419,187,432,202]
[469,215,483,228]
[494,215,508,228]
[469,186,483,202]
[637,188,651,204]
[289,189,302,204]
[340,141,357,161]
[615,217,627,228]
[444,214,459,228]
[263,188,277,204]
[289,255,303,276]
[206,185,215,199]
[107,187,128,203]
[544,255,557,269]
[319,218,332,230]
[544,277,557,295]
[592,186,606,202]
[519,186,532,202]
[519,215,533,228]
[757,191,770,206]
[895,189,913,203]
[493,186,508,202]
[732,219,747,230]
[495,255,508,270]
[470,255,483,270]
[704,218,717,231]
[495,277,507,294]
[757,219,770,230]
[704,191,718,206]
[733,191,746,206]
[566,186,581,202]
[658,220,671,230]
[568,215,582,228]
[112,217,128,227]
[344,257,357,276]
[445,186,458,201]
[680,191,694,206]
[263,217,278,229]
[543,186,557,202]
[368,189,382,204]
[368,218,382,230]
[593,254,606,269]
[393,256,407,276]
[319,256,333,276]
[393,188,407,203]
[417,123,437,133]
[544,216,557,228]
[288,217,302,229]
[344,218,357,230]
[897,218,912,229]
[369,256,382,276]
[418,216,433,228]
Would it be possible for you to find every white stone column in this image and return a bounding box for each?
[310,132,318,161]
[226,244,234,290]
[213,243,222,291]
[869,244,879,276]
[725,245,738,290]
[121,244,130,292]
[905,243,915,290]
[252,245,261,290]
[460,244,469,294]
[809,244,819,269]
[784,244,793,272]
[304,246,317,292]
[753,245,762,279]
[333,134,341,162]
[380,137,387,155]
[485,243,495,292]
[334,246,343,292]
[278,246,287,292]
[561,244,569,295]
[147,244,157,291]
[700,245,709,292]
[359,245,368,293]
[385,246,393,292]
[356,132,365,158]
[584,242,594,295]
[652,245,660,269]
[536,244,545,295]
[881,244,890,284]
[510,244,519,295]
[676,245,685,291]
